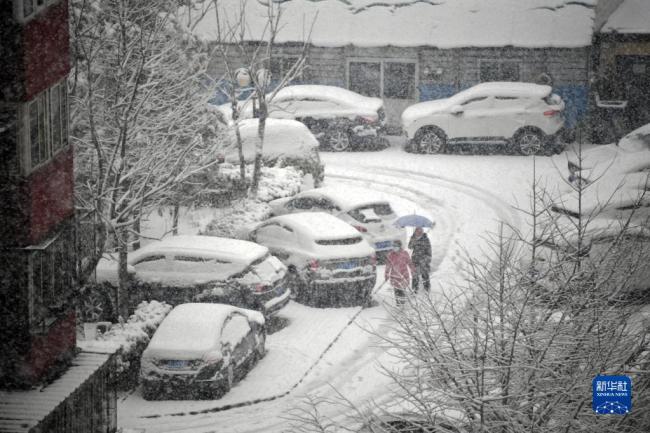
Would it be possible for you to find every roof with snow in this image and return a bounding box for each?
[195,0,597,48]
[601,0,650,34]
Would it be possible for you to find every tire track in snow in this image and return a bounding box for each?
[124,164,520,432]
[328,164,520,232]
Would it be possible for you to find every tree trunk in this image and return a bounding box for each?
[250,101,267,195]
[172,203,180,235]
[132,216,141,250]
[117,229,130,320]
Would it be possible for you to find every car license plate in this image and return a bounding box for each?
[375,241,392,249]
[166,360,187,369]
[337,260,358,270]
[275,286,285,295]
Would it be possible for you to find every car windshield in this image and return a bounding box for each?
[348,203,394,222]
[315,236,363,245]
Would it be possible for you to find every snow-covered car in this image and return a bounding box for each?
[215,85,387,152]
[551,123,650,220]
[246,212,377,307]
[268,186,402,259]
[95,235,290,316]
[140,303,266,400]
[401,82,565,155]
[219,118,324,187]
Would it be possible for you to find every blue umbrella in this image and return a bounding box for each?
[394,213,434,228]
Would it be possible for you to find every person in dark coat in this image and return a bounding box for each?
[408,227,431,292]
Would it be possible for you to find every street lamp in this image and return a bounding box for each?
[233,68,269,118]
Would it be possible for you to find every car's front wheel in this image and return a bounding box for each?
[415,128,446,154]
[327,130,351,151]
[514,129,545,155]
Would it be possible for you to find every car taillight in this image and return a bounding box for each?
[371,254,377,266]
[216,153,225,163]
[255,284,269,293]
[309,259,320,271]
[356,115,377,124]
[353,225,367,233]
[543,109,561,117]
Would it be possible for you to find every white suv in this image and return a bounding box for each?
[402,82,565,155]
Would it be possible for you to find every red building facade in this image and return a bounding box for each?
[1,0,77,386]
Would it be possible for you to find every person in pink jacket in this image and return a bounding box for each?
[384,240,415,306]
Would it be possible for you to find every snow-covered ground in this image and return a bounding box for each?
[118,136,567,432]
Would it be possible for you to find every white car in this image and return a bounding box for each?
[551,123,650,220]
[216,85,387,151]
[247,212,377,307]
[94,235,290,316]
[218,118,324,187]
[268,186,402,258]
[140,303,266,400]
[401,82,565,155]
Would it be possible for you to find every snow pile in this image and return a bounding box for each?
[78,301,172,387]
[140,164,303,241]
[194,0,596,48]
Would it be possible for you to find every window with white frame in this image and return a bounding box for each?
[25,80,68,172]
[14,0,54,22]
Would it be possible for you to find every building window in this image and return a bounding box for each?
[24,80,68,172]
[269,56,307,82]
[480,60,520,82]
[384,62,416,99]
[349,61,381,97]
[349,60,417,99]
[28,226,75,332]
[14,0,56,22]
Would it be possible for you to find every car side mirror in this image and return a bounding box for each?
[450,105,464,115]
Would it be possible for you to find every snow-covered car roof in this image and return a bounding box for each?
[286,186,392,212]
[618,123,650,152]
[259,212,376,259]
[452,82,553,101]
[144,303,264,357]
[94,235,269,285]
[130,235,268,265]
[222,118,319,164]
[402,82,556,123]
[273,85,383,111]
[552,172,650,217]
[269,212,361,240]
[558,134,650,180]
[215,85,383,121]
[540,212,650,252]
[551,124,650,214]
[274,212,361,239]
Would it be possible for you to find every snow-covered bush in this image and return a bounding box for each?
[93,301,172,389]
[201,164,303,238]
